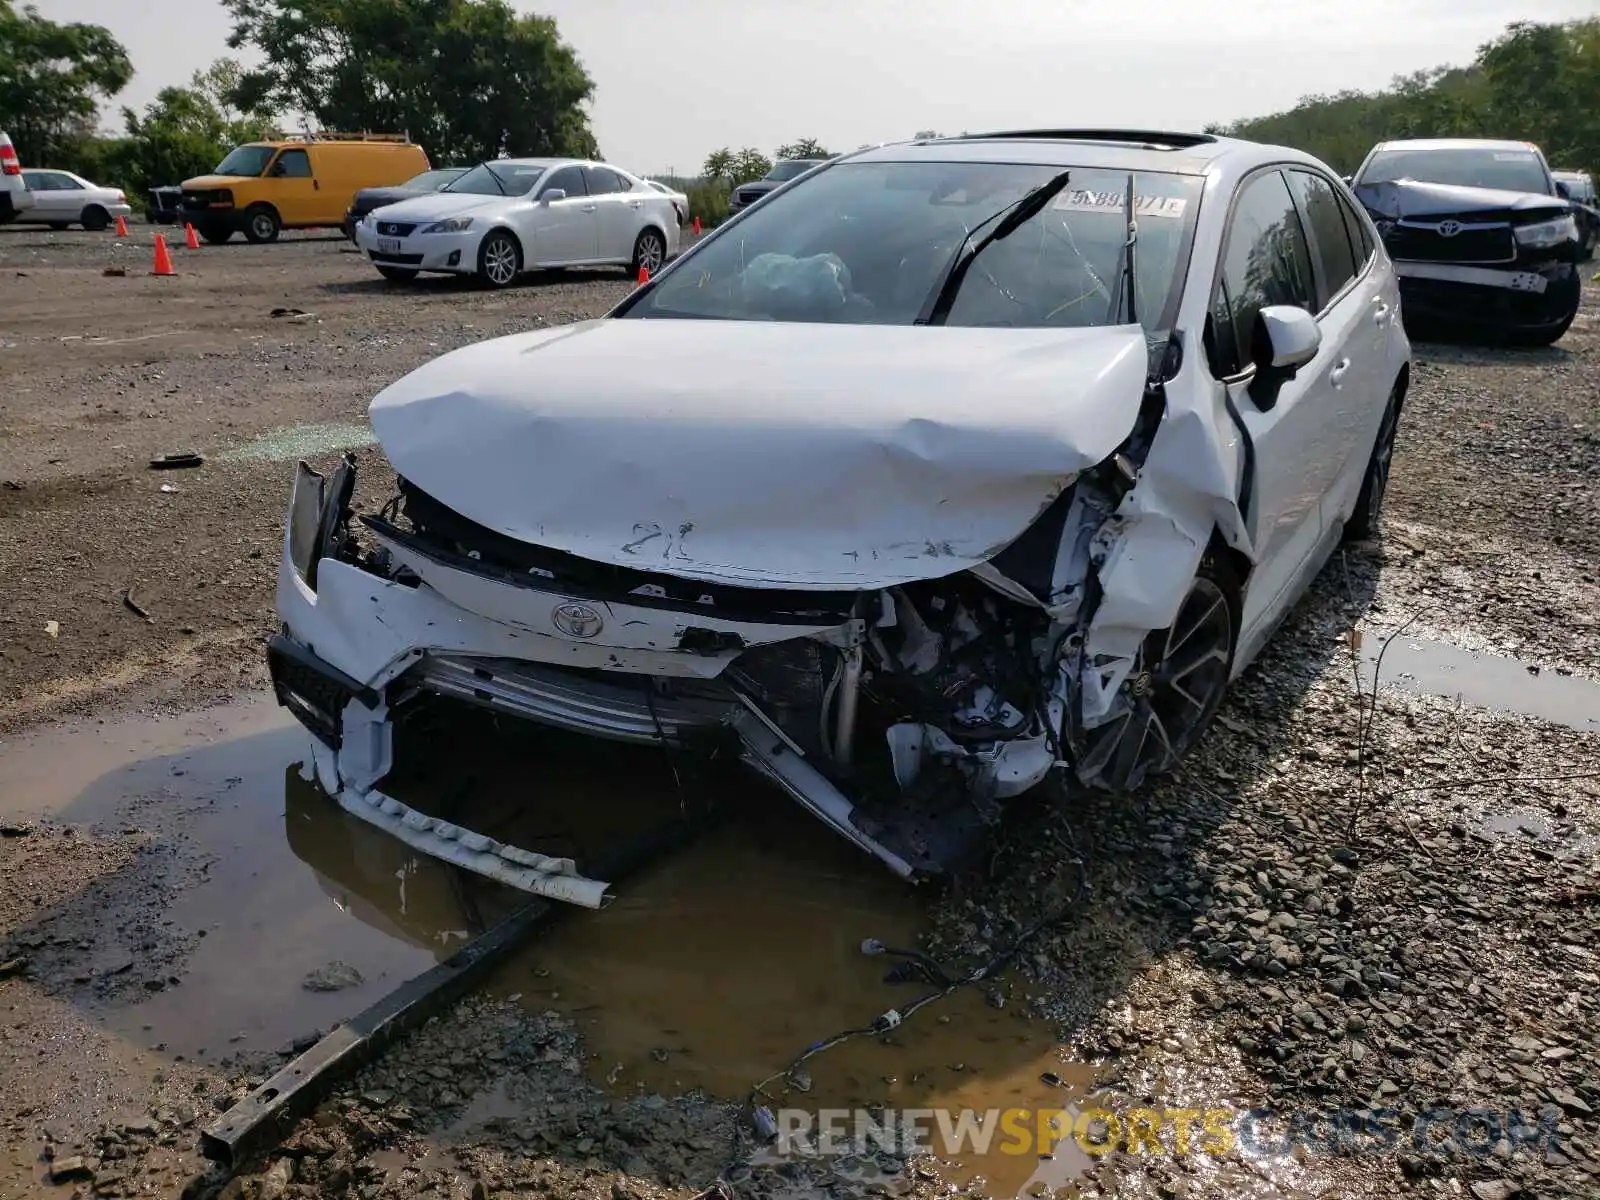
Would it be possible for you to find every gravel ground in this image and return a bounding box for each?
[0,228,1596,1200]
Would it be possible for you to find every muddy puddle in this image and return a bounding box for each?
[1,696,1089,1196]
[1357,626,1600,731]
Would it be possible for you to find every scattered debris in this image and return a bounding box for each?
[102,266,126,277]
[47,1155,93,1183]
[150,452,204,470]
[0,824,32,837]
[301,962,364,992]
[122,585,154,622]
[44,619,59,638]
[0,957,28,979]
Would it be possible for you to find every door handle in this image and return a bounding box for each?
[1372,301,1390,327]
[312,179,319,190]
[629,201,641,209]
[1329,358,1351,387]
[581,204,597,213]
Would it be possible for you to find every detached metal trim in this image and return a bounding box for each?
[198,810,711,1171]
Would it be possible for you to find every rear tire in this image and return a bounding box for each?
[630,228,666,277]
[377,265,418,283]
[1344,386,1402,542]
[80,206,110,232]
[243,204,281,244]
[476,229,521,289]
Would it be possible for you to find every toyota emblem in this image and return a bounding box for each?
[552,601,604,639]
[1437,220,1461,237]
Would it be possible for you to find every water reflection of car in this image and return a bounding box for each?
[343,167,469,240]
[1350,138,1583,346]
[726,158,827,215]
[271,129,1412,898]
[1551,169,1598,261]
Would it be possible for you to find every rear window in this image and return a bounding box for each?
[1358,147,1551,195]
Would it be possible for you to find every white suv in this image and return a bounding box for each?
[0,133,35,222]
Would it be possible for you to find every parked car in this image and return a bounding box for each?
[1552,169,1598,261]
[1349,138,1583,345]
[178,132,429,244]
[726,158,827,215]
[643,179,689,224]
[147,185,184,225]
[355,158,680,287]
[343,167,468,240]
[13,169,131,230]
[0,132,34,223]
[271,129,1411,898]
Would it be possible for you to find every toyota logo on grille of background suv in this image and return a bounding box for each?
[552,602,604,639]
[1436,220,1462,237]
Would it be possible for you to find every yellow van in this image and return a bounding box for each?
[179,133,429,244]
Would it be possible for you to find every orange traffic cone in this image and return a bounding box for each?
[692,216,702,235]
[152,234,175,276]
[637,265,650,286]
[184,222,200,250]
[114,215,128,237]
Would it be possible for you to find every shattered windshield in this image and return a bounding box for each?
[624,161,1201,330]
[214,145,275,177]
[1359,148,1552,195]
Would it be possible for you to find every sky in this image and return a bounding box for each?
[31,0,1600,177]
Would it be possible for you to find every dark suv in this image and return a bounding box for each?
[727,158,826,216]
[1350,138,1583,346]
[1552,169,1597,261]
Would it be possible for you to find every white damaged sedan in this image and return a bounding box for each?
[355,157,680,288]
[275,130,1410,905]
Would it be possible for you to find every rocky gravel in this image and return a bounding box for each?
[0,232,1595,1200]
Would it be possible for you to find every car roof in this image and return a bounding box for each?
[1371,138,1543,154]
[843,129,1311,177]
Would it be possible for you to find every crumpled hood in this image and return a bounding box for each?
[1354,178,1569,220]
[369,319,1149,590]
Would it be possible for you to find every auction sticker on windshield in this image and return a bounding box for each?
[1052,189,1188,219]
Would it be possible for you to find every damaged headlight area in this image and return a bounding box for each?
[1513,214,1578,250]
[285,453,360,589]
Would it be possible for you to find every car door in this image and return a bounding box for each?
[266,148,319,226]
[526,165,597,265]
[1284,167,1393,531]
[22,171,75,219]
[583,166,638,262]
[1206,167,1340,639]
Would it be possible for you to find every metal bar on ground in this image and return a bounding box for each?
[198,808,710,1171]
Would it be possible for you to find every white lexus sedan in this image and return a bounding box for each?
[355,158,681,287]
[274,130,1410,903]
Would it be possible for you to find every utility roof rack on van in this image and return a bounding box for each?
[953,129,1219,151]
[283,131,413,144]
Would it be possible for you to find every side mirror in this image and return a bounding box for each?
[1554,181,1571,200]
[1246,305,1321,410]
[540,188,565,205]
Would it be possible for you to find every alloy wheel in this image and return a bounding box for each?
[482,234,518,287]
[1076,573,1235,792]
[636,232,665,275]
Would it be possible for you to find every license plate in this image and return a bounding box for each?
[377,237,400,255]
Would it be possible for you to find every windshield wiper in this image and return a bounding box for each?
[914,170,1073,326]
[1106,172,1138,326]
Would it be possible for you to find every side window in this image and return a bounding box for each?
[584,166,626,195]
[20,171,45,190]
[1286,169,1358,308]
[273,150,312,178]
[540,166,585,199]
[1335,187,1375,268]
[1211,169,1316,375]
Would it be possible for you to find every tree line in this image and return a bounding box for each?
[0,0,597,206]
[1208,18,1600,180]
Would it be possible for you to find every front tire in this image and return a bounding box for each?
[1074,555,1240,793]
[477,229,521,289]
[1343,386,1402,542]
[243,204,281,244]
[630,228,666,277]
